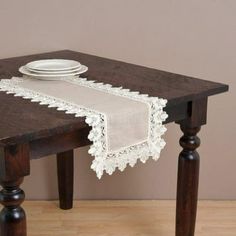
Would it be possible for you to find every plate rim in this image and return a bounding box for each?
[19,65,88,78]
[26,59,81,71]
[26,66,82,74]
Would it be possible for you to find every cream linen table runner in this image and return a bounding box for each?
[0,77,168,178]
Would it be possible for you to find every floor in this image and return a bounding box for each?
[22,200,236,236]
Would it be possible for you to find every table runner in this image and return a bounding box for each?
[0,77,168,178]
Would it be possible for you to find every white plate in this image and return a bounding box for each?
[19,65,88,80]
[27,66,82,74]
[26,59,81,71]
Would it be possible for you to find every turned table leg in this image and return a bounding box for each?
[0,144,30,236]
[176,125,200,236]
[0,178,26,236]
[57,150,74,210]
[175,98,207,236]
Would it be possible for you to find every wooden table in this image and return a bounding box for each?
[0,50,228,236]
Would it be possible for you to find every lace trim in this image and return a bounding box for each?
[0,77,168,178]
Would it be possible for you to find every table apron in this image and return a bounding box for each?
[29,127,91,159]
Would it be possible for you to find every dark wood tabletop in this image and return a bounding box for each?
[0,50,228,146]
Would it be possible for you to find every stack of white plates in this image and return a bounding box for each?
[19,59,88,80]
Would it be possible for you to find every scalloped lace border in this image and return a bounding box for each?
[0,77,168,178]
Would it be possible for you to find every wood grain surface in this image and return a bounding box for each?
[21,200,236,236]
[0,50,228,146]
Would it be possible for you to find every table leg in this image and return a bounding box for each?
[0,178,26,236]
[0,144,30,236]
[57,150,74,210]
[176,125,200,236]
[175,98,207,236]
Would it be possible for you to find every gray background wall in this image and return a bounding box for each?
[0,0,235,200]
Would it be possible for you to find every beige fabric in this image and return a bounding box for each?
[19,78,149,152]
